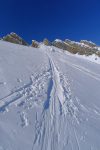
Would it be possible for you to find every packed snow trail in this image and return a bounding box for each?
[0,41,100,150]
[32,52,80,150]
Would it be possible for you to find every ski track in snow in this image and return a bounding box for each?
[32,48,100,150]
[0,44,100,150]
[63,60,100,82]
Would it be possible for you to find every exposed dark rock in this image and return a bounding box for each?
[80,40,96,47]
[31,40,39,48]
[1,33,100,57]
[53,39,98,56]
[96,51,100,57]
[2,32,29,46]
[65,39,98,55]
[52,39,78,54]
[43,38,51,46]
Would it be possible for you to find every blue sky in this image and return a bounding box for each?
[0,0,100,44]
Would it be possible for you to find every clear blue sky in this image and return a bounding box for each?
[0,0,100,44]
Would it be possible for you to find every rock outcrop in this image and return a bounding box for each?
[43,38,51,46]
[96,51,100,57]
[1,33,100,57]
[52,39,98,56]
[80,40,96,47]
[31,40,39,48]
[52,39,78,54]
[65,39,98,55]
[2,32,29,46]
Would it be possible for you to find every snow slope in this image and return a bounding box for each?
[0,41,100,150]
[97,47,100,51]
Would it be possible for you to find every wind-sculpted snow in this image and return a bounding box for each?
[0,41,100,150]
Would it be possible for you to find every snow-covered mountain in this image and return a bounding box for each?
[0,40,100,150]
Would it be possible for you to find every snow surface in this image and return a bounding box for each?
[0,41,100,150]
[97,47,100,51]
[55,39,63,42]
[75,53,100,64]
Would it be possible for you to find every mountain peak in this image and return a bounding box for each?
[2,32,29,46]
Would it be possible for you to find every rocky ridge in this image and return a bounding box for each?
[1,32,29,46]
[1,32,100,56]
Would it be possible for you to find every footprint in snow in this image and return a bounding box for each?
[0,82,6,86]
[20,112,29,127]
[17,78,22,83]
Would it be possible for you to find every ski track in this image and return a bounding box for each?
[0,46,100,150]
[32,48,95,150]
[60,59,100,82]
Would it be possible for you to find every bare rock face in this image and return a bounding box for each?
[43,38,51,46]
[31,40,39,48]
[52,39,69,50]
[80,40,96,47]
[53,39,98,56]
[2,32,29,46]
[65,39,98,55]
[52,39,78,54]
[1,33,100,57]
[96,51,100,57]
